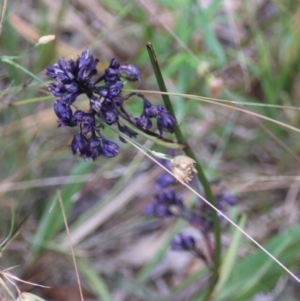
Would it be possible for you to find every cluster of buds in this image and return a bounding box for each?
[171,233,195,251]
[144,188,184,218]
[46,49,176,161]
[132,94,176,135]
[144,156,197,219]
[144,157,238,262]
[144,157,201,257]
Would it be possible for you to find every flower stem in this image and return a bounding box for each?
[1,56,48,87]
[146,42,221,297]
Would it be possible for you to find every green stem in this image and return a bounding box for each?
[146,42,221,297]
[1,56,48,87]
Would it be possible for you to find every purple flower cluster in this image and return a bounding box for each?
[144,189,184,218]
[154,159,177,190]
[143,158,201,256]
[46,49,176,161]
[144,159,238,262]
[171,233,195,251]
[144,159,179,218]
[134,96,176,136]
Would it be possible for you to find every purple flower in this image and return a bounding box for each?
[138,97,176,135]
[98,100,118,125]
[71,133,88,157]
[143,98,158,118]
[171,234,196,251]
[77,49,98,83]
[155,189,176,203]
[135,114,152,130]
[87,135,102,161]
[48,82,67,97]
[72,110,86,124]
[47,49,176,162]
[49,81,80,106]
[108,58,120,70]
[107,81,123,98]
[102,109,118,125]
[104,59,121,83]
[156,106,176,135]
[154,203,174,218]
[144,203,173,218]
[155,173,176,190]
[96,82,123,100]
[100,137,120,158]
[53,100,74,127]
[49,81,79,98]
[47,49,99,98]
[119,64,141,82]
[144,189,184,218]
[143,203,156,216]
[46,59,76,83]
[60,92,80,106]
[78,113,94,137]
[154,158,176,189]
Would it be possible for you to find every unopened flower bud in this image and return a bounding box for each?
[71,133,88,156]
[36,34,55,46]
[171,155,197,183]
[209,77,224,98]
[171,234,196,251]
[101,137,120,157]
[119,64,141,82]
[197,61,210,76]
[135,114,152,130]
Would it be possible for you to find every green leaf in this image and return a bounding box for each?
[78,260,113,301]
[213,215,247,297]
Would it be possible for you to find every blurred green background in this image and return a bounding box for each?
[1,0,300,300]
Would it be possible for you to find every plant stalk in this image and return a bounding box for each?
[146,42,221,298]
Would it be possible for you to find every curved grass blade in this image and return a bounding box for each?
[1,56,48,87]
[134,90,300,135]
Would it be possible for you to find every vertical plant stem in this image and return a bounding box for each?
[146,42,221,295]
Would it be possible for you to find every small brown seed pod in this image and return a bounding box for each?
[171,155,197,183]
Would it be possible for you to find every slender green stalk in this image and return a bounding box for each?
[1,56,48,87]
[146,42,221,297]
[10,95,53,106]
